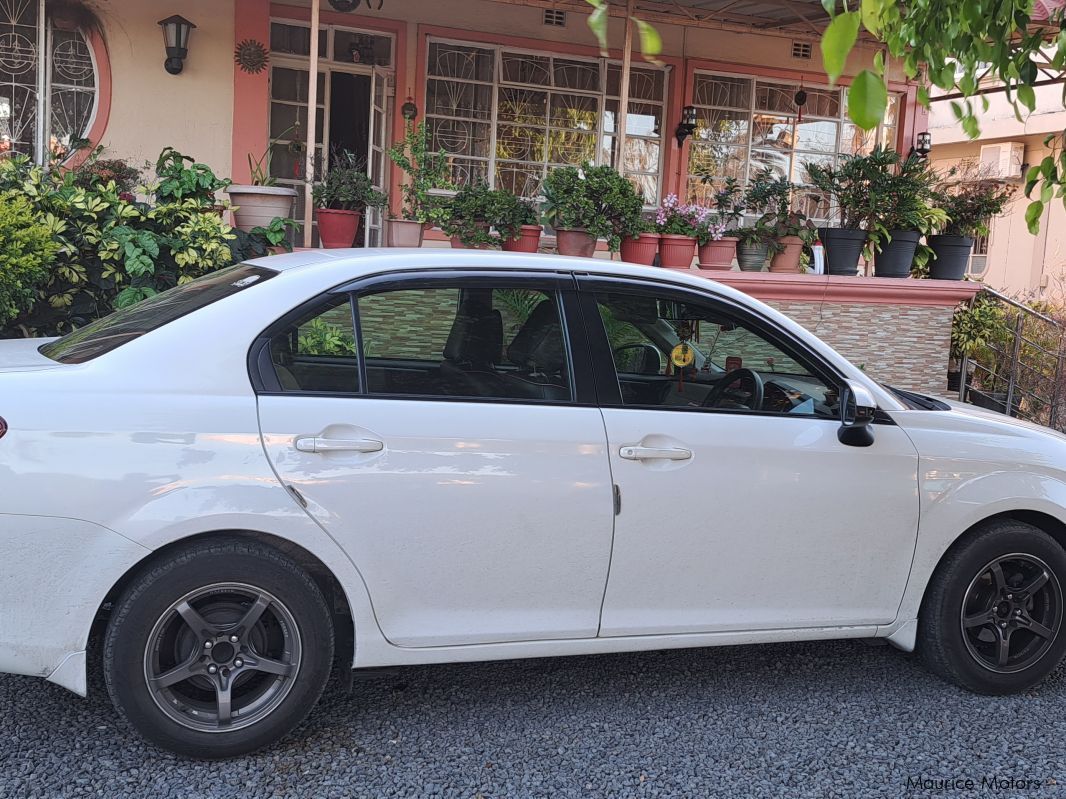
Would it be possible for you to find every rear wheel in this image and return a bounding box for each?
[919,519,1066,694]
[104,538,334,758]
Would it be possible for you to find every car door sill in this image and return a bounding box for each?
[353,624,881,669]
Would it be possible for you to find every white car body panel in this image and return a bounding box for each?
[2,249,1065,695]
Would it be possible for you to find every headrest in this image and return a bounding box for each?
[443,307,502,366]
[507,299,565,372]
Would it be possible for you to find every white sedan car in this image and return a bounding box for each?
[2,249,1065,758]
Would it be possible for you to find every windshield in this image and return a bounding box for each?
[40,264,277,364]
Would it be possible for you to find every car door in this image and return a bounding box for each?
[254,272,615,648]
[580,276,920,636]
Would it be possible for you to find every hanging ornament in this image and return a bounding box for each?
[671,320,696,394]
[794,82,808,124]
[234,39,269,74]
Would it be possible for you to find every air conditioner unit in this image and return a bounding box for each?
[979,142,1025,180]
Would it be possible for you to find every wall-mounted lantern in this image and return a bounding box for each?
[158,15,196,75]
[911,131,933,160]
[401,97,419,121]
[675,105,697,147]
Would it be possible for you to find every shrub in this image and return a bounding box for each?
[312,150,387,211]
[0,151,270,338]
[387,121,455,223]
[542,164,644,251]
[0,195,57,328]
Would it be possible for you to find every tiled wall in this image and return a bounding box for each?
[771,300,952,396]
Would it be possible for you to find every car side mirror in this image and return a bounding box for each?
[838,379,877,447]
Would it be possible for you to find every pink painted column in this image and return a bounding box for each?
[231,0,271,184]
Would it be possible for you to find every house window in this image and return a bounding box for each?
[425,39,667,203]
[686,72,899,222]
[0,0,99,164]
[968,229,990,277]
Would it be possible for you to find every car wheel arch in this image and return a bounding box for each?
[87,529,355,693]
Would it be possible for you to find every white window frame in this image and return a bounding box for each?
[425,36,668,205]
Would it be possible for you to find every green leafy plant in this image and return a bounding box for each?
[742,169,792,219]
[805,151,895,230]
[387,121,455,223]
[541,164,644,251]
[767,210,817,247]
[154,147,231,206]
[699,175,745,229]
[298,317,356,356]
[0,194,57,328]
[439,183,500,247]
[245,124,301,187]
[492,191,539,242]
[951,291,1010,362]
[250,216,302,251]
[71,147,142,194]
[0,151,271,337]
[933,168,1015,238]
[734,222,776,248]
[654,194,703,237]
[312,150,388,211]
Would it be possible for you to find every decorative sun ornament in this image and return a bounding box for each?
[234,39,269,74]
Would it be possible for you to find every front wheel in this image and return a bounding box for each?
[919,519,1066,694]
[103,538,334,758]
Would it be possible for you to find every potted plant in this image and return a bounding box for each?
[655,194,701,269]
[929,171,1014,280]
[950,291,1008,393]
[542,164,642,257]
[734,223,775,272]
[804,155,877,276]
[386,121,455,247]
[226,127,300,234]
[619,217,660,265]
[312,150,387,249]
[439,183,499,248]
[695,177,743,270]
[496,192,542,253]
[862,152,940,278]
[767,211,817,273]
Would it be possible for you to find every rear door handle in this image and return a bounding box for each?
[619,445,692,461]
[294,436,384,454]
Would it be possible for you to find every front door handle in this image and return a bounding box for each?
[619,445,692,461]
[294,436,384,454]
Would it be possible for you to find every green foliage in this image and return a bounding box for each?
[387,121,455,223]
[313,150,388,212]
[541,164,644,251]
[154,147,231,205]
[250,216,301,250]
[733,222,776,248]
[699,176,744,228]
[767,210,817,248]
[742,169,792,218]
[951,292,1009,361]
[934,169,1015,238]
[492,191,539,242]
[0,195,57,327]
[0,151,271,338]
[71,148,143,194]
[439,183,502,247]
[298,317,356,356]
[583,0,662,63]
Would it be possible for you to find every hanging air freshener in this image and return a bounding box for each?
[670,320,696,393]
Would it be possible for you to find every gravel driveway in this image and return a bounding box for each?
[1,640,1064,798]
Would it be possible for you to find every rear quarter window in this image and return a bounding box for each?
[40,264,277,364]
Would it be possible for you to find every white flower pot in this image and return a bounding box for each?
[225,185,298,232]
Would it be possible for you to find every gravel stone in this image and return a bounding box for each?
[1,641,1065,798]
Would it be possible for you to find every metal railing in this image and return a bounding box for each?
[959,287,1066,431]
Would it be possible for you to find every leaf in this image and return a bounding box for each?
[1018,83,1036,112]
[1026,200,1044,235]
[821,11,860,84]
[847,70,888,130]
[633,18,662,63]
[821,0,836,14]
[860,0,881,35]
[585,0,609,55]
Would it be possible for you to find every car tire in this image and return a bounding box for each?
[919,518,1066,694]
[103,537,334,758]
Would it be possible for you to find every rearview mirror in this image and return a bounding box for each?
[838,379,876,447]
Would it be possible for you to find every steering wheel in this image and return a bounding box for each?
[702,367,765,411]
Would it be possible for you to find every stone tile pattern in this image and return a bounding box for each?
[770,299,952,395]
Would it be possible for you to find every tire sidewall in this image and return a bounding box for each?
[927,525,1066,694]
[104,542,334,758]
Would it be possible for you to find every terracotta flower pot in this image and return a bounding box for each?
[697,237,737,271]
[658,234,697,269]
[386,218,425,247]
[450,223,492,249]
[502,224,542,253]
[226,185,298,233]
[769,236,804,273]
[619,232,660,265]
[555,228,597,257]
[317,208,361,249]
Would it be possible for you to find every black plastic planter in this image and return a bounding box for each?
[928,234,974,281]
[819,227,866,276]
[874,230,920,278]
[968,388,1021,416]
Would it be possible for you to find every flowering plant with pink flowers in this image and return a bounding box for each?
[655,195,706,237]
